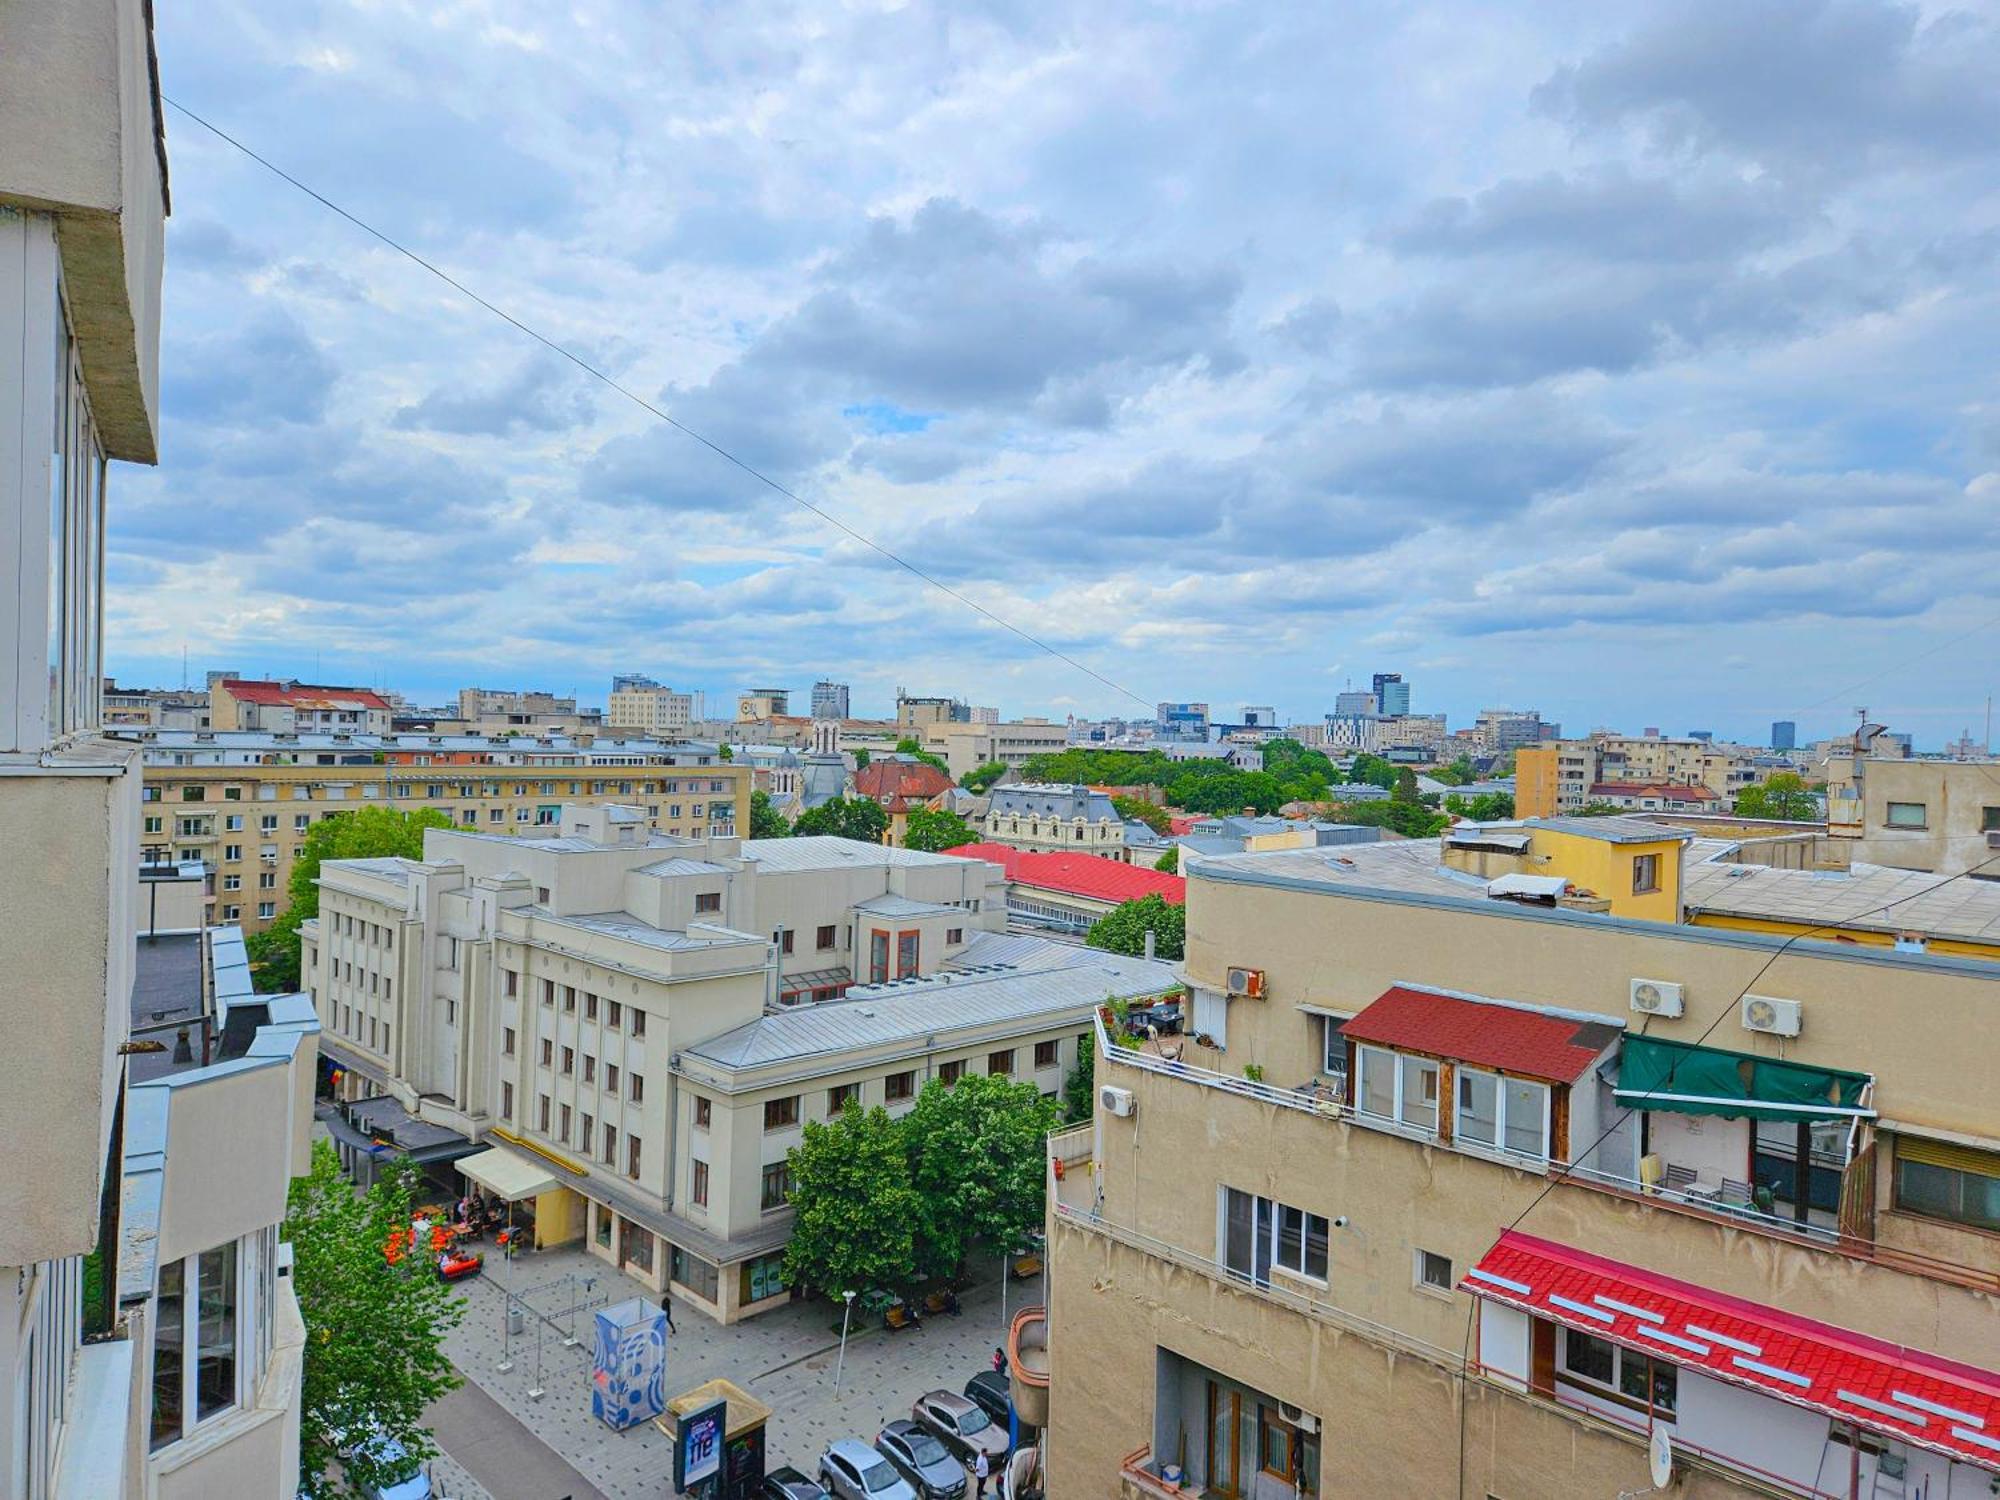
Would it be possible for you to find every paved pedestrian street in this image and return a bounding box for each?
[433,1241,1037,1498]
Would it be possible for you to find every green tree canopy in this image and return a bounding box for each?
[1446,791,1516,821]
[905,1074,1061,1279]
[1569,801,1626,817]
[1329,799,1451,838]
[247,805,454,991]
[1347,754,1400,790]
[1433,755,1477,786]
[749,788,790,839]
[852,748,870,770]
[894,737,952,776]
[782,1103,922,1302]
[1391,767,1422,803]
[1734,772,1819,822]
[960,761,1010,794]
[1154,846,1180,874]
[1111,794,1172,835]
[1261,738,1344,802]
[1018,747,1318,815]
[903,806,979,852]
[1063,1030,1096,1125]
[791,797,890,843]
[287,1141,462,1498]
[1085,892,1185,959]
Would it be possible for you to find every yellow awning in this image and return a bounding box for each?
[458,1146,559,1203]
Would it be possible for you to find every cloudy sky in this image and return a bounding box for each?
[114,0,1999,745]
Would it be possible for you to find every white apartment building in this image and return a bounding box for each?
[608,682,703,737]
[304,810,1168,1322]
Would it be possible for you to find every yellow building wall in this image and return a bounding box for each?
[1687,911,2000,964]
[1514,743,1559,819]
[1533,827,1682,922]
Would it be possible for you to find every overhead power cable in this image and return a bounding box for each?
[161,95,1157,715]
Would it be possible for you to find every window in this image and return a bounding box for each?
[257,902,275,919]
[580,1114,594,1153]
[1895,1140,2000,1231]
[562,985,576,1012]
[1886,801,1928,829]
[594,1205,613,1248]
[503,1027,516,1057]
[695,892,721,914]
[607,1064,620,1093]
[828,1082,860,1113]
[741,1251,788,1305]
[260,814,277,832]
[559,1104,572,1143]
[501,1082,514,1120]
[607,1000,622,1028]
[182,787,206,802]
[776,929,794,955]
[761,1162,794,1210]
[151,1258,185,1449]
[947,927,964,944]
[504,969,518,998]
[225,813,243,831]
[629,1072,644,1102]
[144,815,164,834]
[562,1046,574,1075]
[540,1038,553,1067]
[1415,1249,1452,1293]
[886,1070,916,1103]
[988,1049,1014,1075]
[195,1243,237,1420]
[939,1060,966,1086]
[631,1010,646,1038]
[627,1134,642,1179]
[671,1247,719,1304]
[897,929,920,978]
[1454,1070,1551,1162]
[1355,1046,1439,1133]
[1983,806,2000,834]
[582,1055,595,1084]
[1561,1329,1677,1415]
[293,814,310,832]
[765,1096,801,1131]
[538,1094,551,1131]
[816,924,838,950]
[693,1096,712,1129]
[585,993,597,1021]
[1034,1040,1060,1069]
[542,978,555,1007]
[691,1160,709,1207]
[1221,1187,1329,1286]
[222,874,241,891]
[1631,852,1661,894]
[258,871,276,890]
[224,843,241,862]
[536,885,551,904]
[869,929,890,984]
[603,1124,617,1166]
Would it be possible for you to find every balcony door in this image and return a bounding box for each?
[1206,1383,1244,1498]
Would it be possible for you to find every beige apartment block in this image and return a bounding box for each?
[921,718,1069,778]
[609,683,701,736]
[1825,756,2000,877]
[305,811,1163,1323]
[115,734,750,938]
[1045,830,2000,1498]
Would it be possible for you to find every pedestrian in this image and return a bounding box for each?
[992,1344,1007,1373]
[973,1449,990,1499]
[659,1291,678,1336]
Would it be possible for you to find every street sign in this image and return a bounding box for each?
[675,1397,727,1493]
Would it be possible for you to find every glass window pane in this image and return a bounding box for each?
[196,1244,237,1420]
[1399,1058,1438,1132]
[1562,1330,1613,1384]
[1457,1071,1498,1146]
[1358,1048,1395,1119]
[1223,1188,1256,1278]
[151,1259,184,1449]
[1619,1351,1651,1403]
[1304,1213,1329,1282]
[1277,1205,1303,1270]
[1898,1159,1958,1220]
[1503,1078,1548,1160]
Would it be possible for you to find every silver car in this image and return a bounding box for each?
[820,1437,918,1500]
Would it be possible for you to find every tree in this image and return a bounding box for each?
[1154,846,1180,873]
[791,797,890,843]
[783,1104,922,1302]
[1348,754,1399,790]
[1085,893,1185,960]
[904,1074,1061,1279]
[1330,799,1451,838]
[1735,772,1818,822]
[286,1141,462,1498]
[1434,755,1476,786]
[1062,1031,1096,1124]
[1570,801,1626,817]
[1446,791,1515,821]
[960,762,1009,794]
[894,736,952,776]
[1111,793,1171,835]
[852,749,870,770]
[904,806,979,852]
[248,806,454,991]
[749,788,790,839]
[1391,767,1422,803]
[718,744,734,761]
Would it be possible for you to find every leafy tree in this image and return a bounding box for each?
[1330,799,1451,838]
[1085,893,1185,960]
[852,749,870,770]
[783,1104,922,1302]
[1062,1031,1096,1125]
[749,788,790,839]
[1261,738,1342,802]
[1569,801,1626,817]
[960,761,1010,794]
[1391,766,1422,804]
[791,797,889,843]
[718,744,734,761]
[1434,755,1476,786]
[905,1074,1061,1279]
[287,1141,462,1498]
[1446,791,1515,821]
[894,736,952,776]
[1154,846,1180,874]
[1734,772,1818,822]
[1111,794,1171,835]
[904,806,979,852]
[1347,754,1400,791]
[247,806,453,991]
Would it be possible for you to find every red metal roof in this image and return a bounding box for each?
[854,760,954,803]
[222,678,392,711]
[1588,781,1720,802]
[1337,985,1617,1083]
[1465,1231,2000,1472]
[945,843,1185,906]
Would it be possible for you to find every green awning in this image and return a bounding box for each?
[1614,1035,1873,1123]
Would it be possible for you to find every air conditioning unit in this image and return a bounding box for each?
[1629,978,1685,1018]
[1277,1402,1320,1433]
[1099,1085,1136,1118]
[1742,994,1803,1038]
[1226,966,1266,999]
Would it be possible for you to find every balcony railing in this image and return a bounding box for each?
[1092,1014,2000,1296]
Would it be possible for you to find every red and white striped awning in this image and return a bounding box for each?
[1464,1231,2000,1472]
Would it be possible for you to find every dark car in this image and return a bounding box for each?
[877,1419,967,1500]
[910,1390,1008,1465]
[962,1371,1036,1440]
[763,1467,831,1500]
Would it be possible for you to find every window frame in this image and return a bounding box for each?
[1885,800,1928,829]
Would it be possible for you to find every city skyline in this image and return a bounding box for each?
[105,2,2000,748]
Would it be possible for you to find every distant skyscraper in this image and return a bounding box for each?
[1242,706,1278,728]
[811,680,850,720]
[1334,689,1376,716]
[1771,720,1797,751]
[1156,702,1211,740]
[1372,673,1410,717]
[612,672,662,695]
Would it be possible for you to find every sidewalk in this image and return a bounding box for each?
[442,1242,1036,1495]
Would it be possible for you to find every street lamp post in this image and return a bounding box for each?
[833,1290,857,1396]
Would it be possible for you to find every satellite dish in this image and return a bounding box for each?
[1649,1427,1674,1489]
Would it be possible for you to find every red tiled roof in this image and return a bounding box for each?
[1466,1231,2000,1472]
[945,843,1185,906]
[1338,985,1617,1083]
[1167,814,1206,836]
[222,678,392,711]
[855,760,954,803]
[1589,781,1720,802]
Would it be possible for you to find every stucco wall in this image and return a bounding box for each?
[158,1063,292,1266]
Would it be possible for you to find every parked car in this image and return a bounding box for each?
[763,1466,832,1500]
[910,1390,1008,1465]
[877,1419,968,1500]
[820,1438,918,1500]
[962,1371,1036,1440]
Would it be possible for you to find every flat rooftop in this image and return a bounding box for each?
[736,835,996,873]
[1684,851,2000,946]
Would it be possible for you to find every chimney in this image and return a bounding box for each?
[1144,929,1157,961]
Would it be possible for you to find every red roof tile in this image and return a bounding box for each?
[222,678,392,711]
[854,760,954,803]
[945,843,1185,906]
[1338,985,1617,1083]
[1588,781,1720,802]
[1466,1231,2000,1472]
